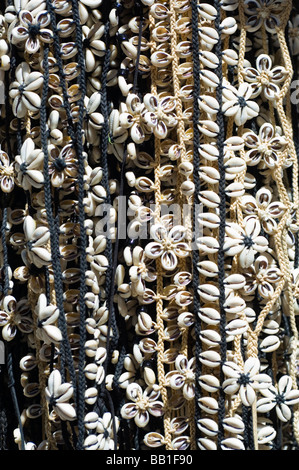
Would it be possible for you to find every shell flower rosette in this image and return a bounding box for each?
[222,357,272,406]
[242,122,287,169]
[144,223,189,271]
[120,383,164,428]
[10,9,53,54]
[243,54,288,101]
[9,62,44,118]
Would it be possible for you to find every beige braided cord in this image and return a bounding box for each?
[168,0,196,450]
[149,8,172,451]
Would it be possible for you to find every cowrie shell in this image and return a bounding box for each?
[198,26,219,45]
[199,350,221,368]
[199,69,220,88]
[225,319,248,336]
[224,294,246,314]
[198,396,219,414]
[198,284,220,301]
[199,329,221,347]
[225,182,245,198]
[221,438,245,450]
[259,335,280,353]
[198,306,220,325]
[197,212,220,229]
[199,143,219,161]
[84,387,98,405]
[198,95,219,115]
[199,50,219,69]
[258,426,276,444]
[84,434,98,450]
[220,17,238,35]
[198,3,217,20]
[151,51,173,67]
[84,412,99,430]
[199,166,220,185]
[198,190,220,208]
[175,17,191,35]
[197,418,218,437]
[176,40,192,58]
[57,18,75,37]
[197,236,219,254]
[120,41,138,59]
[144,432,164,448]
[197,260,218,277]
[180,180,195,196]
[198,120,219,137]
[197,438,217,451]
[223,416,245,434]
[224,274,246,289]
[262,320,280,335]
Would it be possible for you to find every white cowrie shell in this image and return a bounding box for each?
[220,17,238,35]
[180,180,195,196]
[198,374,220,393]
[198,306,220,326]
[197,438,217,451]
[258,426,276,444]
[221,438,245,450]
[225,319,248,336]
[197,260,218,277]
[198,284,219,302]
[200,329,221,347]
[84,412,99,430]
[199,69,219,88]
[225,136,244,151]
[262,320,280,335]
[199,143,219,161]
[197,212,220,229]
[199,50,219,69]
[225,182,245,198]
[84,387,98,405]
[135,176,154,192]
[198,120,219,138]
[222,48,239,65]
[151,51,173,67]
[144,432,165,448]
[57,18,75,37]
[150,3,170,18]
[223,416,245,434]
[198,166,220,185]
[199,350,221,368]
[121,41,138,59]
[178,161,193,177]
[176,40,192,58]
[198,95,219,115]
[198,397,219,415]
[198,26,219,45]
[224,295,246,314]
[84,434,99,450]
[177,311,194,328]
[224,274,246,290]
[197,418,218,437]
[225,157,246,176]
[259,335,280,353]
[198,3,217,20]
[198,191,220,208]
[197,236,219,254]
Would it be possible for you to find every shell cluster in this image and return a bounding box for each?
[0,0,299,451]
